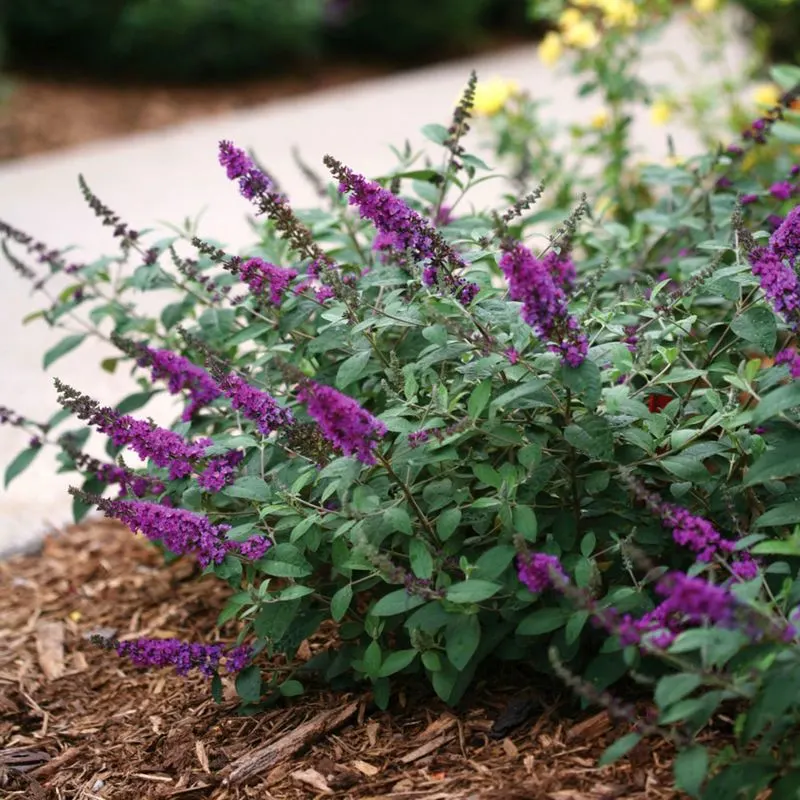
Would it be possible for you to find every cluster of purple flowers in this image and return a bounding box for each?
[771,204,800,266]
[748,203,800,327]
[97,463,165,499]
[237,257,298,306]
[60,389,212,481]
[776,347,800,378]
[218,140,273,201]
[297,380,386,464]
[217,373,295,436]
[516,551,567,594]
[139,347,221,421]
[499,242,588,367]
[325,157,479,306]
[196,451,245,493]
[115,637,252,677]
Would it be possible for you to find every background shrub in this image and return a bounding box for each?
[736,0,800,67]
[0,0,325,82]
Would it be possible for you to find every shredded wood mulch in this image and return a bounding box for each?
[1,522,685,799]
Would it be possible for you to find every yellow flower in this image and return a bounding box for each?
[472,78,520,117]
[562,18,601,49]
[595,195,618,217]
[753,83,780,108]
[598,0,639,27]
[691,0,719,11]
[559,8,584,28]
[538,30,564,66]
[666,154,685,167]
[591,109,610,129]
[650,99,673,126]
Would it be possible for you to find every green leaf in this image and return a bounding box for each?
[4,446,41,488]
[754,501,800,527]
[673,745,708,798]
[254,599,300,642]
[564,415,613,460]
[669,628,748,668]
[598,732,642,766]
[562,359,602,409]
[235,665,262,704]
[474,545,516,580]
[446,580,502,604]
[655,673,702,709]
[363,640,382,679]
[751,382,800,425]
[773,120,800,144]
[472,462,502,489]
[261,543,313,578]
[378,649,417,677]
[730,307,777,352]
[516,608,569,635]
[211,673,223,703]
[336,350,372,389]
[436,507,461,541]
[409,539,434,579]
[744,443,800,487]
[565,610,589,644]
[383,506,413,535]
[279,679,304,697]
[372,589,427,616]
[513,505,538,541]
[330,585,353,622]
[116,391,156,414]
[490,379,546,410]
[43,333,86,369]
[223,476,271,502]
[468,379,492,419]
[421,123,449,145]
[446,615,481,670]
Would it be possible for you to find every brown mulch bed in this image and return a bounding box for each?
[0,522,684,799]
[0,64,393,162]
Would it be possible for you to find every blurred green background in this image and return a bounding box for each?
[0,0,795,84]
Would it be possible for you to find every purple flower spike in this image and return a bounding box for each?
[749,245,800,327]
[218,140,273,200]
[94,496,233,567]
[217,374,294,436]
[115,638,252,677]
[499,242,587,367]
[297,380,386,464]
[776,347,800,378]
[197,450,244,492]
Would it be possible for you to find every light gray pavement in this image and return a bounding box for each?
[0,11,751,555]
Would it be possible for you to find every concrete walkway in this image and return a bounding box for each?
[0,11,750,556]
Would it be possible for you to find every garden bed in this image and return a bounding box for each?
[0,522,683,799]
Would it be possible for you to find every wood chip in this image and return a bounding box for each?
[353,759,380,776]
[291,768,332,794]
[35,620,65,680]
[195,740,210,773]
[503,737,520,759]
[223,701,359,786]
[400,731,456,764]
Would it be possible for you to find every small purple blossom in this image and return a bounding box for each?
[237,257,298,305]
[297,380,386,464]
[516,551,566,594]
[623,325,639,353]
[407,430,430,448]
[218,141,273,200]
[776,347,800,378]
[749,244,800,327]
[662,505,734,562]
[197,451,244,492]
[771,204,800,264]
[115,638,251,677]
[141,348,221,422]
[217,374,294,436]
[740,193,759,205]
[505,347,520,364]
[770,181,795,201]
[237,535,271,560]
